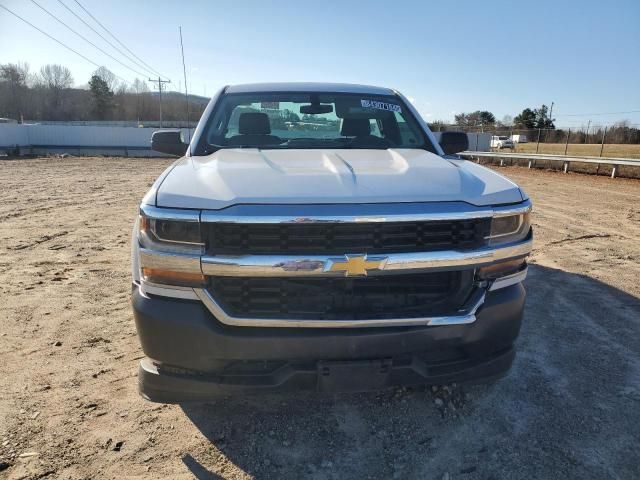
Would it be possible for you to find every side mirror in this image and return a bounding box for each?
[438,131,469,155]
[151,130,188,156]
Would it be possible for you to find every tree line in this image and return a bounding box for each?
[0,62,207,123]
[429,105,639,144]
[2,63,638,144]
[441,104,555,130]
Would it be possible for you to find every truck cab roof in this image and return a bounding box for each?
[224,82,396,96]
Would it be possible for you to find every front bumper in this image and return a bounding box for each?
[133,282,525,403]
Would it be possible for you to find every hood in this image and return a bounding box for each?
[155,148,524,209]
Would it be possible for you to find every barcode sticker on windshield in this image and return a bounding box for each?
[261,101,279,110]
[360,99,401,113]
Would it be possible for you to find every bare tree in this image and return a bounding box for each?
[39,64,74,90]
[131,78,147,94]
[38,64,74,116]
[93,66,119,92]
[131,78,146,123]
[0,63,30,120]
[501,115,514,127]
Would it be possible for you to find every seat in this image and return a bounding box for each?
[340,117,390,148]
[340,117,371,137]
[226,112,281,147]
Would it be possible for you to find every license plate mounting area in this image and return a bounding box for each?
[317,358,392,392]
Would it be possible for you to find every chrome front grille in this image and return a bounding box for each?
[202,213,488,322]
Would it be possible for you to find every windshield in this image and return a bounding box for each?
[195,92,433,154]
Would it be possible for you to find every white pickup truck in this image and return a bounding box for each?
[132,83,532,402]
[491,135,515,149]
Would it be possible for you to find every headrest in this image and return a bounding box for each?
[341,117,371,137]
[239,112,271,135]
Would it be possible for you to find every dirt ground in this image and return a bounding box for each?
[1,157,639,480]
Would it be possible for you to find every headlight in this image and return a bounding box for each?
[139,210,203,255]
[487,211,531,246]
[137,206,205,287]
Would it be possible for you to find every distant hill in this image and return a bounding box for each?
[150,91,210,105]
[0,83,209,122]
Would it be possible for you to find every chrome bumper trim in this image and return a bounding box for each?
[139,248,201,273]
[200,239,533,277]
[193,288,486,328]
[489,267,528,291]
[139,280,199,300]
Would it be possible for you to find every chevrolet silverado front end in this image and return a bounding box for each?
[131,83,532,402]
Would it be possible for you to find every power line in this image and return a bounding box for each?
[55,0,158,79]
[555,109,640,117]
[29,0,149,78]
[0,3,133,85]
[72,0,169,81]
[556,119,640,126]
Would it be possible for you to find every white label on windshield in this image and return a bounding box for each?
[360,99,401,113]
[261,101,279,110]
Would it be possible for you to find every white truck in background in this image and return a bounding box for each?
[491,135,515,149]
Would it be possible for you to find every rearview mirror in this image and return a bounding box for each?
[300,104,333,114]
[438,131,469,155]
[151,130,188,156]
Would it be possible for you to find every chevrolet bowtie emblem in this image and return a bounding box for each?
[325,254,388,277]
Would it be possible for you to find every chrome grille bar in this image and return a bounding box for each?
[200,238,532,277]
[138,238,532,277]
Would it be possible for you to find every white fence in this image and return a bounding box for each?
[0,124,191,157]
[0,124,492,157]
[460,151,640,178]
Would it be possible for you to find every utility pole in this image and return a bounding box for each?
[548,101,554,126]
[148,76,170,127]
[179,26,191,142]
[134,81,139,126]
[585,120,591,144]
[599,127,607,157]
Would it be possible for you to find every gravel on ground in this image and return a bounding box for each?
[1,157,639,479]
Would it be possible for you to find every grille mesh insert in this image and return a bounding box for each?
[203,219,490,255]
[207,271,475,320]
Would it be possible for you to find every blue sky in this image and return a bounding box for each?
[1,0,639,125]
